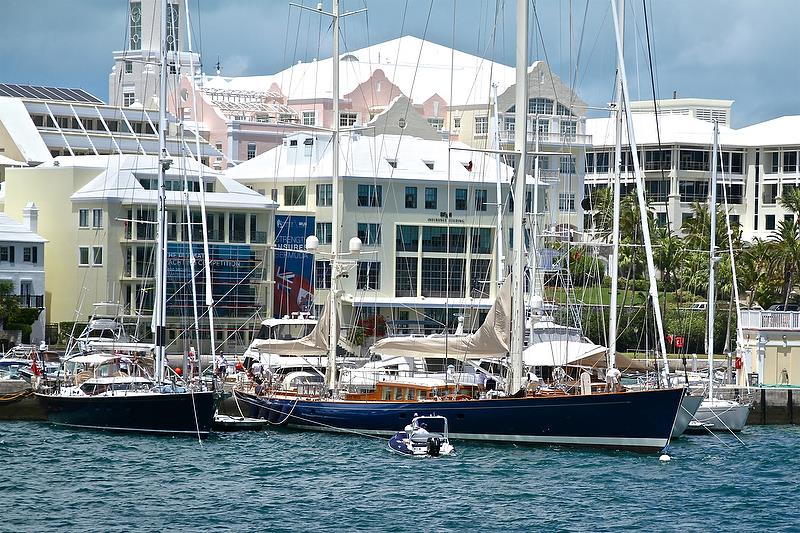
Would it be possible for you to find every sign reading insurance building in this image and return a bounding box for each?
[274,215,315,318]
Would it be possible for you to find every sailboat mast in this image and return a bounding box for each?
[325,0,341,393]
[609,0,671,382]
[154,0,170,383]
[491,83,506,284]
[707,121,720,399]
[608,0,624,370]
[508,0,529,393]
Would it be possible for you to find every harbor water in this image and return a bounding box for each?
[2,422,798,531]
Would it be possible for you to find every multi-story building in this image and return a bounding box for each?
[0,204,46,344]
[584,106,800,241]
[225,116,539,332]
[0,83,220,164]
[2,154,276,352]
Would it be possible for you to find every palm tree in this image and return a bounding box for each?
[737,239,780,308]
[779,187,800,216]
[771,218,800,307]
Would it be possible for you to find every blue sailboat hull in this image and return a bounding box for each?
[236,388,684,452]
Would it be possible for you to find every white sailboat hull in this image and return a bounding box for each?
[693,399,751,432]
[671,393,704,437]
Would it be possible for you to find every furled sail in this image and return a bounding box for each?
[370,277,512,359]
[251,302,332,356]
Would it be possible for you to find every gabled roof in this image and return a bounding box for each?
[203,36,516,107]
[31,154,276,210]
[225,131,530,185]
[0,212,46,244]
[736,116,800,147]
[0,97,52,163]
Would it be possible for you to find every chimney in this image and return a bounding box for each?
[672,90,677,100]
[22,202,38,233]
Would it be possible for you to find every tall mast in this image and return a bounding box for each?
[707,121,720,399]
[491,83,506,284]
[326,0,342,393]
[609,0,671,382]
[508,0,529,393]
[153,0,169,383]
[608,0,624,370]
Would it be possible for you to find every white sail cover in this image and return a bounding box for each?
[522,340,607,367]
[251,302,331,356]
[370,277,512,359]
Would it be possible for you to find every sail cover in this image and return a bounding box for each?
[369,277,512,359]
[250,301,332,356]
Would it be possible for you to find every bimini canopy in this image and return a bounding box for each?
[251,301,332,356]
[370,277,512,359]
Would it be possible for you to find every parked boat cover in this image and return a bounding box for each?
[369,278,511,359]
[251,302,332,356]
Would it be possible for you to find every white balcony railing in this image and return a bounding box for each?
[740,310,800,330]
[498,131,592,145]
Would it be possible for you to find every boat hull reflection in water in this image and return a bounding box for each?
[237,388,684,452]
[39,390,217,437]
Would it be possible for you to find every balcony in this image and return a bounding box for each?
[740,310,800,330]
[498,130,592,145]
[15,294,44,309]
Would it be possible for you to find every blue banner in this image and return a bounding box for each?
[273,214,315,317]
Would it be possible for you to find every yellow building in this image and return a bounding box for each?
[3,154,276,352]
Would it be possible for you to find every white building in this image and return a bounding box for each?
[0,203,46,344]
[226,125,542,332]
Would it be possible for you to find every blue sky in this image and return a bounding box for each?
[1,0,797,127]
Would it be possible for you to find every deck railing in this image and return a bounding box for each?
[740,310,800,330]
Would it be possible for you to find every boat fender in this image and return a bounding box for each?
[659,454,671,462]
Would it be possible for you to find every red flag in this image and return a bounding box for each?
[666,334,673,346]
[675,336,685,349]
[31,357,42,376]
[466,160,473,172]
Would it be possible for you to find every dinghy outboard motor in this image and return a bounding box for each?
[427,436,442,457]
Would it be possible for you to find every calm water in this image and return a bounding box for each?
[1,422,798,532]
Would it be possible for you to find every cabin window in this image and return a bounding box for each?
[417,390,427,400]
[406,388,415,401]
[382,387,391,400]
[394,387,403,400]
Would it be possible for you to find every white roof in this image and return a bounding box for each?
[0,212,46,244]
[0,154,26,167]
[736,116,800,147]
[203,36,515,107]
[32,154,276,210]
[225,132,530,185]
[586,114,745,148]
[0,97,52,163]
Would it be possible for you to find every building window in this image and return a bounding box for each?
[247,143,257,160]
[560,155,576,174]
[644,149,671,171]
[79,209,89,228]
[284,185,307,206]
[474,116,488,135]
[124,61,133,74]
[766,214,776,231]
[316,184,333,207]
[504,116,515,134]
[475,189,488,211]
[559,120,577,142]
[528,97,553,115]
[357,223,381,246]
[424,187,437,209]
[556,103,575,117]
[130,2,142,50]
[166,3,179,51]
[123,91,135,107]
[455,188,467,210]
[470,228,493,254]
[395,257,418,297]
[271,189,278,202]
[765,151,779,174]
[427,118,444,131]
[645,180,670,203]
[558,193,576,212]
[340,113,357,127]
[595,152,610,173]
[92,246,103,266]
[783,151,798,174]
[453,117,461,129]
[679,181,709,203]
[302,111,316,126]
[23,246,38,263]
[762,184,778,205]
[422,226,465,253]
[679,149,710,171]
[421,258,465,298]
[315,260,331,289]
[357,184,382,207]
[357,262,380,290]
[228,213,246,242]
[316,222,333,244]
[79,246,90,266]
[92,208,103,228]
[405,187,417,209]
[470,258,492,297]
[396,225,419,252]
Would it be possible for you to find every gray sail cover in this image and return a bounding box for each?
[250,302,331,356]
[370,277,512,359]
